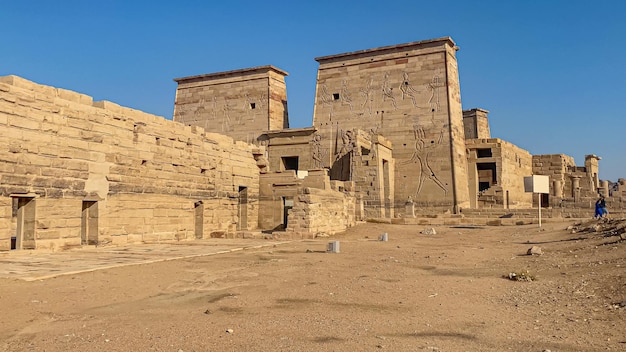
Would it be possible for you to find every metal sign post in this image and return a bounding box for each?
[524,175,550,228]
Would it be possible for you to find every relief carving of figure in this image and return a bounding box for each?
[404,124,448,197]
[359,78,374,117]
[399,72,419,107]
[222,100,233,132]
[334,129,354,162]
[319,84,334,118]
[381,73,397,109]
[311,134,325,169]
[428,70,444,112]
[340,79,354,112]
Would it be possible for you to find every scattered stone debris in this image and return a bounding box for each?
[567,218,626,242]
[421,228,437,235]
[226,328,234,334]
[505,270,536,282]
[204,309,211,315]
[527,246,543,256]
[610,301,626,309]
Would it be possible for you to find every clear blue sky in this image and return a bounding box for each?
[2,0,624,181]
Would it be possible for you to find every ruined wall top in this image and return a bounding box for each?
[174,65,288,85]
[315,37,457,66]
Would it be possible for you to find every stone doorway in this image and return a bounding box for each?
[383,159,391,218]
[81,201,99,245]
[194,201,204,239]
[11,196,36,250]
[282,197,293,229]
[238,187,248,231]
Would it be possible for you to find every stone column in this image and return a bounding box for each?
[600,180,609,197]
[553,180,563,198]
[571,176,581,202]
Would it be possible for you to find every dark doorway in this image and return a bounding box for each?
[12,196,36,250]
[238,187,248,230]
[281,156,299,172]
[282,197,293,229]
[194,201,204,239]
[81,201,99,245]
[383,159,391,217]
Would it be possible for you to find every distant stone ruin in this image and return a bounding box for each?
[1,37,624,251]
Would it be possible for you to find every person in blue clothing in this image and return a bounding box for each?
[594,198,603,219]
[599,196,608,218]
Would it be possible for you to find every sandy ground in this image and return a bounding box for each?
[0,220,624,352]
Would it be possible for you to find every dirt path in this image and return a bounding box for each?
[0,221,624,351]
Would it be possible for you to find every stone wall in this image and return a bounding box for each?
[260,127,317,173]
[348,131,394,219]
[463,108,491,139]
[533,154,576,201]
[312,37,470,213]
[466,138,533,209]
[173,66,289,144]
[0,75,259,251]
[258,171,303,232]
[286,184,356,236]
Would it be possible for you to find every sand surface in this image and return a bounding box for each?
[0,220,624,351]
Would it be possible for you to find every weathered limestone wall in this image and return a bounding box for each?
[499,141,533,208]
[532,154,576,199]
[0,75,259,250]
[466,138,533,209]
[312,37,470,213]
[349,131,394,219]
[463,108,491,139]
[173,66,289,144]
[258,169,355,234]
[286,184,356,236]
[258,170,302,231]
[260,127,317,173]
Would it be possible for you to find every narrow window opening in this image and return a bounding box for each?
[477,148,493,158]
[249,102,256,109]
[281,156,299,172]
[332,93,340,101]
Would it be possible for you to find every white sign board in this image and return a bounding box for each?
[524,175,550,194]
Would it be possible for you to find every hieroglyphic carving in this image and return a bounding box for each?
[359,78,374,117]
[428,69,444,112]
[334,129,354,162]
[175,104,186,121]
[340,79,353,112]
[368,126,380,159]
[381,73,397,110]
[319,84,334,118]
[311,133,329,169]
[244,93,255,117]
[222,100,233,132]
[404,124,448,197]
[399,72,419,107]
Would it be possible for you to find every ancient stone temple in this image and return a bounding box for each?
[173,65,289,144]
[0,75,261,250]
[2,36,624,251]
[311,37,470,213]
